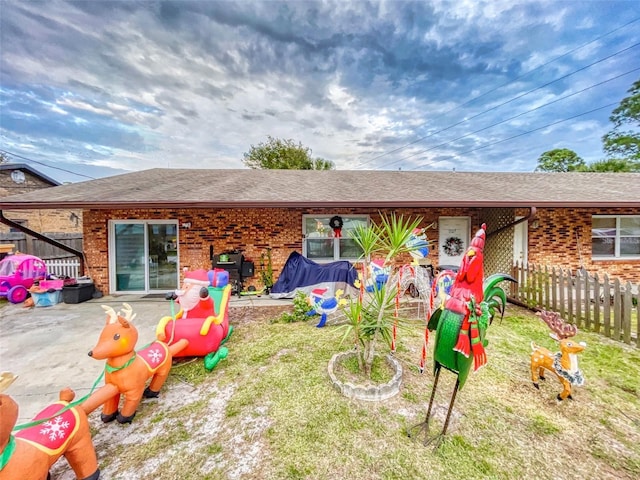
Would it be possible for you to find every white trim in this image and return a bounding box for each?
[302,214,368,262]
[108,219,180,294]
[592,214,640,260]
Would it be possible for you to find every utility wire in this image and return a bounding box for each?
[0,148,96,180]
[409,102,619,171]
[356,40,640,170]
[378,66,640,169]
[355,17,640,169]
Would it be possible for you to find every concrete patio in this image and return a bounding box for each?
[0,293,291,422]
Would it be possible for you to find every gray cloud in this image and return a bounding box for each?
[0,0,638,182]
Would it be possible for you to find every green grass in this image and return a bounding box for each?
[67,304,640,480]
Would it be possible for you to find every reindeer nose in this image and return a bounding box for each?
[88,351,93,357]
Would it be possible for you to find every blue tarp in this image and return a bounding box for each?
[270,251,358,299]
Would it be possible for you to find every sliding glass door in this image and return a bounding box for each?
[110,220,179,293]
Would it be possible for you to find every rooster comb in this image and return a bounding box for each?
[470,223,486,251]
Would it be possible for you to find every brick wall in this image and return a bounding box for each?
[0,168,82,234]
[83,207,480,293]
[83,206,639,293]
[523,207,640,283]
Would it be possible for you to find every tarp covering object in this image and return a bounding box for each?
[270,252,358,299]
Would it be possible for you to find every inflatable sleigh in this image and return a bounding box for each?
[156,269,232,370]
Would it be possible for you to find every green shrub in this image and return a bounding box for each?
[273,291,311,323]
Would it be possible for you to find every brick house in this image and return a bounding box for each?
[0,163,82,235]
[0,169,638,295]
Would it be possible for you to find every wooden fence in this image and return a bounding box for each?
[0,232,83,259]
[511,262,639,348]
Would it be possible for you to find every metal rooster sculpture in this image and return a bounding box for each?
[409,223,516,446]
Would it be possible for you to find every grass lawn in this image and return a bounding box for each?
[55,304,640,480]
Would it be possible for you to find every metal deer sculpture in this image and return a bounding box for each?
[409,224,516,446]
[531,310,586,401]
[81,303,189,423]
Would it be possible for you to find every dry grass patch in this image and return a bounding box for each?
[50,304,639,480]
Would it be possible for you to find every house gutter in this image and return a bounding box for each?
[0,210,85,275]
[486,206,537,238]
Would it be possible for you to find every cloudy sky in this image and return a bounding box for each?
[1,1,639,183]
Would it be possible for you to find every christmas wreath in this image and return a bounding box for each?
[329,216,343,237]
[443,236,464,256]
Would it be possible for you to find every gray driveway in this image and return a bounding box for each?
[0,294,285,422]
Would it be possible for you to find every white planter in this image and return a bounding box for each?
[327,351,403,401]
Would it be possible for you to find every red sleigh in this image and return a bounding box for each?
[156,269,232,369]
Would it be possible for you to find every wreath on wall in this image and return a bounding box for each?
[329,216,344,238]
[443,236,464,256]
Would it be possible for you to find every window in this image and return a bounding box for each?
[9,219,27,233]
[303,215,367,261]
[592,215,640,259]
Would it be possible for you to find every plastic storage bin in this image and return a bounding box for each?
[62,283,95,304]
[32,290,62,307]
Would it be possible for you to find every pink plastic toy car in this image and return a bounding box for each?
[0,254,47,303]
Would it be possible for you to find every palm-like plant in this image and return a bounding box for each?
[338,213,424,377]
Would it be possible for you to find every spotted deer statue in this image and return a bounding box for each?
[530,310,586,401]
[81,303,189,423]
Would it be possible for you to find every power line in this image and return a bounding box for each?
[355,17,640,169]
[358,41,640,170]
[409,102,619,171]
[377,66,640,169]
[0,149,97,180]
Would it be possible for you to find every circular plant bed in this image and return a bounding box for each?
[327,351,403,401]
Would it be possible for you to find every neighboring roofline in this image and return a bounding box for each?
[0,163,60,186]
[2,200,639,210]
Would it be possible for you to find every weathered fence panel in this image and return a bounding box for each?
[0,233,82,259]
[512,262,639,348]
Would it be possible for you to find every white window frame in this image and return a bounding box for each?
[591,215,640,260]
[108,219,180,293]
[302,214,369,262]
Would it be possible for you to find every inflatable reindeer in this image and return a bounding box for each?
[530,310,586,401]
[81,304,188,423]
[0,372,100,480]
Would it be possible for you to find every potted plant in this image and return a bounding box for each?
[329,213,424,400]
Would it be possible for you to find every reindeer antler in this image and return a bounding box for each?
[119,303,137,322]
[538,310,577,339]
[102,305,118,324]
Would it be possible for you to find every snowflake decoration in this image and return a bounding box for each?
[147,348,163,364]
[40,415,70,441]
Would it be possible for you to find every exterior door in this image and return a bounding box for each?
[438,217,470,269]
[110,220,179,293]
[513,218,528,266]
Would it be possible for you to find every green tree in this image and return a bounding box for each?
[242,136,335,170]
[535,148,586,172]
[584,158,639,172]
[602,78,640,168]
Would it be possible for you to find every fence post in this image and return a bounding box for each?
[622,282,632,345]
[567,269,575,324]
[551,266,558,311]
[592,273,600,334]
[613,278,622,341]
[583,269,591,331]
[603,274,611,339]
[559,268,566,319]
[575,269,583,329]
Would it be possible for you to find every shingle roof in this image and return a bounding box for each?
[0,169,638,209]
